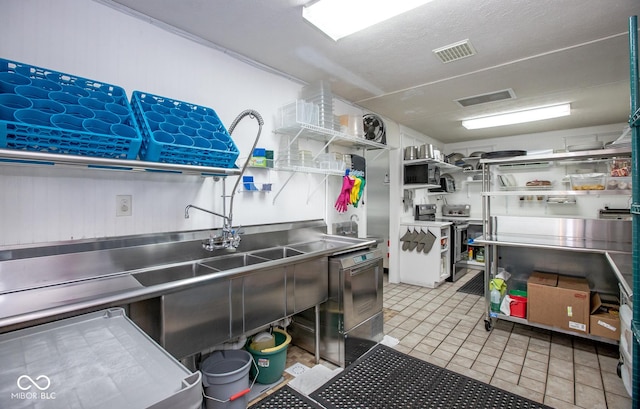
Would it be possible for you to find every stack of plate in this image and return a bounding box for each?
[300,81,336,130]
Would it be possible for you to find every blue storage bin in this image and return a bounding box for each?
[130,91,239,168]
[0,58,142,160]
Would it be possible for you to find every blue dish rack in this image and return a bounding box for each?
[0,58,142,160]
[130,91,239,168]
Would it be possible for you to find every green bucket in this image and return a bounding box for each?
[246,329,291,384]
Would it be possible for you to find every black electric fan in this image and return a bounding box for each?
[363,113,386,144]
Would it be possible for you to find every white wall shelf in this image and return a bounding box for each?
[274,122,394,151]
[0,148,241,177]
[273,118,392,205]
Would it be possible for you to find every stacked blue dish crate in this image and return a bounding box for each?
[0,58,142,160]
[130,91,239,168]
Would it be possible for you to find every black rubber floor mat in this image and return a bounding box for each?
[457,270,485,296]
[249,385,324,409]
[310,345,552,409]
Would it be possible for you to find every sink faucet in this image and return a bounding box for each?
[184,109,264,252]
[185,205,240,250]
[349,214,359,235]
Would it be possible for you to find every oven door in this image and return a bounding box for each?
[452,223,469,262]
[342,258,383,332]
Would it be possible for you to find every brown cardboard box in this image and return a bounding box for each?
[527,272,558,327]
[590,293,620,340]
[555,276,590,334]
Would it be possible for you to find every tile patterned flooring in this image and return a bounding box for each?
[252,271,632,409]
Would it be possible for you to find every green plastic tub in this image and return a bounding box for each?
[246,328,291,384]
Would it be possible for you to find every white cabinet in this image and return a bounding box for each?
[398,222,450,288]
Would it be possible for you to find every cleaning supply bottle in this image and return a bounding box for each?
[490,286,501,313]
[489,278,503,313]
[475,247,485,262]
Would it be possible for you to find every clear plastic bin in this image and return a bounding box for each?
[569,173,605,190]
[278,100,319,127]
[606,176,632,190]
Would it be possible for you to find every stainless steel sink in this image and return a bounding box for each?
[290,241,341,253]
[132,249,300,287]
[199,253,268,271]
[133,263,217,287]
[250,247,304,260]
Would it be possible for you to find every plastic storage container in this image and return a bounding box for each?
[130,91,239,168]
[0,308,202,409]
[509,295,528,318]
[569,173,606,190]
[606,176,632,190]
[277,100,319,128]
[0,58,142,159]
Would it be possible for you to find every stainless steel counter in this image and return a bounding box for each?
[0,220,376,334]
[474,216,633,301]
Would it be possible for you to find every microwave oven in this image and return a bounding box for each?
[404,163,440,185]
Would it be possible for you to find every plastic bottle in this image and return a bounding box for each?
[475,247,485,262]
[490,287,501,313]
[468,246,473,260]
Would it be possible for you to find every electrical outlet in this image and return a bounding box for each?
[116,195,132,217]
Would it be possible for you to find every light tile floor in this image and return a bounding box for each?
[383,271,631,409]
[252,271,632,409]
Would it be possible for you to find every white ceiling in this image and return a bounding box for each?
[103,0,638,143]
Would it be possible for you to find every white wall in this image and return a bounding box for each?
[0,0,340,245]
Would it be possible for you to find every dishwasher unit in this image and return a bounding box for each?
[290,247,384,367]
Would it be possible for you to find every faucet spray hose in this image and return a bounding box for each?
[228,109,264,225]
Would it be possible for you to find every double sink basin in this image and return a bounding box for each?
[132,241,337,287]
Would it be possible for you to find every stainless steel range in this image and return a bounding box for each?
[290,247,384,367]
[440,204,472,282]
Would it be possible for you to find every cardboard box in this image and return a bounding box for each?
[555,276,590,334]
[527,272,558,327]
[527,272,590,334]
[589,293,620,340]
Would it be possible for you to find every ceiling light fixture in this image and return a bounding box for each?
[302,0,434,41]
[461,103,571,130]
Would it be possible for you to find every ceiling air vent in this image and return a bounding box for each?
[432,39,476,63]
[455,89,516,108]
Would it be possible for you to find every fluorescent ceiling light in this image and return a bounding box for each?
[462,103,571,130]
[303,0,434,41]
